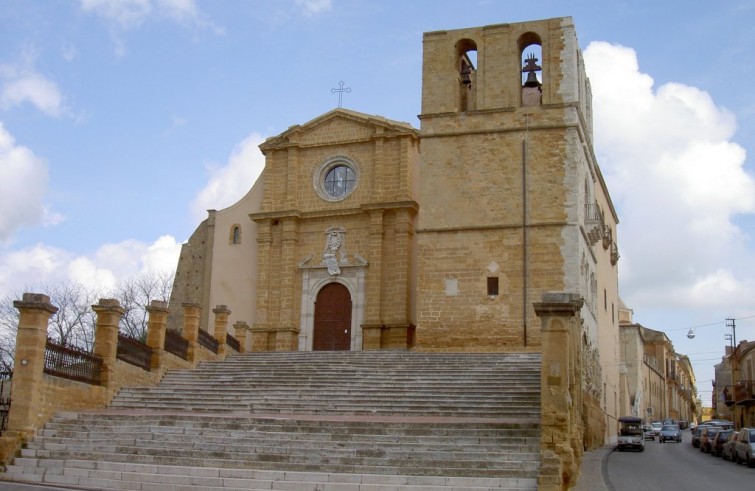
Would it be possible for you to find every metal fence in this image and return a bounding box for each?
[0,370,12,436]
[44,338,102,386]
[198,328,218,354]
[164,329,188,360]
[226,333,240,353]
[116,333,152,371]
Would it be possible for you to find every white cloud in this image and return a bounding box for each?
[0,123,56,242]
[584,41,755,310]
[0,236,181,295]
[0,244,70,294]
[80,0,222,33]
[190,133,266,222]
[295,0,333,15]
[0,53,65,117]
[80,0,153,29]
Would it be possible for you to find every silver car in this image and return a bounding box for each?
[734,427,755,466]
[659,424,682,443]
[722,431,739,461]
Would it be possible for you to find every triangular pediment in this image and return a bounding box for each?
[259,108,417,153]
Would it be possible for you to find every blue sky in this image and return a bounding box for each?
[1,0,754,407]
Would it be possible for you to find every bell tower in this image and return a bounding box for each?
[415,17,599,351]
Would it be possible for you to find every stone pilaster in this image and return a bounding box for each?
[145,300,169,371]
[252,220,272,352]
[233,321,249,353]
[212,305,231,359]
[92,299,126,389]
[362,209,385,350]
[534,292,584,491]
[8,293,58,438]
[182,303,201,364]
[278,218,299,347]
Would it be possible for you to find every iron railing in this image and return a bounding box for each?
[226,333,240,353]
[198,328,218,354]
[164,330,188,360]
[44,338,102,386]
[116,333,152,371]
[0,370,12,436]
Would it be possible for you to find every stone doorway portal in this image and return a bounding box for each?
[312,282,352,351]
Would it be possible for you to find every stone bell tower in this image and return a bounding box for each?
[415,17,608,354]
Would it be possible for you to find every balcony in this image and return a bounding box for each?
[734,380,755,406]
[723,385,736,407]
[585,203,604,245]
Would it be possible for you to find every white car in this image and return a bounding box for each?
[651,421,663,436]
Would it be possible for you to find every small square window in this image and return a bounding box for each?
[487,277,499,296]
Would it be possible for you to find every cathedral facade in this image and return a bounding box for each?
[169,16,623,439]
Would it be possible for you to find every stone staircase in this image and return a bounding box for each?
[2,350,542,490]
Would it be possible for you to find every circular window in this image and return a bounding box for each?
[324,165,356,198]
[314,157,359,202]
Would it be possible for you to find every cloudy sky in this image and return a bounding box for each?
[1,0,754,406]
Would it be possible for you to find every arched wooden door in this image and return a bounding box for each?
[313,283,352,351]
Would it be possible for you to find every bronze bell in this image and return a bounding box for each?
[523,71,540,88]
[460,64,471,85]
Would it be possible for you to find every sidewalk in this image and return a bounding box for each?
[572,445,614,491]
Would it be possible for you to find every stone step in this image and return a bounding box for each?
[2,351,542,490]
[3,461,538,490]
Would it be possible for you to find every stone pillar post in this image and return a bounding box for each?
[7,293,58,438]
[233,321,249,353]
[182,303,201,364]
[534,292,584,491]
[145,300,169,371]
[92,299,125,389]
[212,305,231,359]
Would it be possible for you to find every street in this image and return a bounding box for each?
[607,429,754,490]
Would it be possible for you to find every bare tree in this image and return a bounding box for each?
[0,292,20,372]
[0,283,101,369]
[46,281,103,350]
[0,270,174,369]
[113,271,174,342]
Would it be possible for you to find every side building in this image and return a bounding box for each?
[715,340,755,428]
[619,304,697,424]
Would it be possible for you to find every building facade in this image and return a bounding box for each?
[169,17,624,444]
[619,307,697,424]
[716,340,755,428]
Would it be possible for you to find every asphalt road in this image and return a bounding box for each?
[606,430,754,491]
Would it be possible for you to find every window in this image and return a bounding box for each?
[314,156,360,202]
[487,277,499,296]
[229,225,241,245]
[323,165,356,198]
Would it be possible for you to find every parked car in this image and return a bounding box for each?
[711,429,734,456]
[643,425,655,441]
[700,426,720,453]
[722,431,740,461]
[659,424,682,443]
[651,421,663,436]
[691,424,711,448]
[706,419,734,430]
[734,427,755,467]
